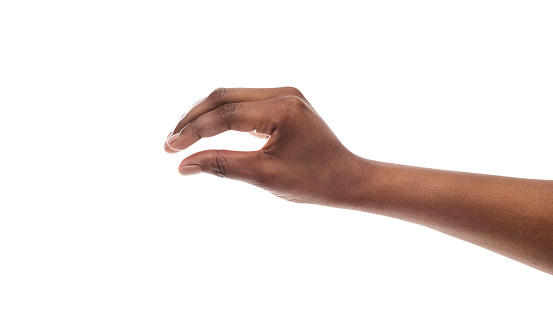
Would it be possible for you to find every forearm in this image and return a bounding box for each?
[353,158,553,274]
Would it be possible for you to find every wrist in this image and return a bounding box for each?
[330,153,382,211]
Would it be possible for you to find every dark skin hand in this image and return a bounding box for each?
[164,87,553,275]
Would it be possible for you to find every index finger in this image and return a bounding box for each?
[170,87,307,135]
[164,87,307,153]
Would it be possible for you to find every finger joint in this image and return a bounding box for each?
[208,87,228,103]
[216,103,236,129]
[281,86,304,98]
[212,150,231,178]
[281,95,306,113]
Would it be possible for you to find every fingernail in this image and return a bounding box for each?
[166,133,180,148]
[179,165,202,176]
[248,130,269,139]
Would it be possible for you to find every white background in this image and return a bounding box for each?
[1,1,552,310]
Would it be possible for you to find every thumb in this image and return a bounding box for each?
[178,149,265,183]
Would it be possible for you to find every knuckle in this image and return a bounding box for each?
[208,87,228,102]
[282,86,304,98]
[216,102,236,124]
[210,150,231,178]
[281,95,306,111]
[274,96,307,123]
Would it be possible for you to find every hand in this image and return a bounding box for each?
[164,87,371,207]
[163,87,553,274]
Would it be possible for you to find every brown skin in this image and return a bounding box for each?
[164,87,553,275]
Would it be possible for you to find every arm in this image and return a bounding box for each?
[357,159,553,274]
[164,87,553,275]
